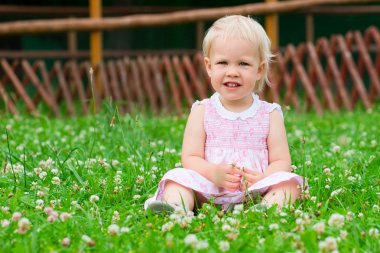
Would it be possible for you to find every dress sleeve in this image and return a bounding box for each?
[269,103,284,118]
[191,99,206,111]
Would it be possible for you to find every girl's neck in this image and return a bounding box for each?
[219,94,254,113]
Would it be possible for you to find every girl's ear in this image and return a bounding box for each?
[257,61,265,80]
[204,57,212,77]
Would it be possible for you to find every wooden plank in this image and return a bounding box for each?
[0,0,378,35]
[22,60,61,116]
[0,80,18,115]
[162,55,182,116]
[54,61,75,116]
[1,59,37,114]
[265,0,279,50]
[66,61,89,114]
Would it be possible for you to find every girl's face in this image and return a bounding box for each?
[204,37,264,109]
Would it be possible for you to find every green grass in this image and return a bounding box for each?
[0,105,379,253]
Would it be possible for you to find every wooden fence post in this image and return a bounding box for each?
[90,0,103,111]
[265,0,279,51]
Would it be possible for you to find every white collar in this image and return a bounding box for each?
[210,92,260,120]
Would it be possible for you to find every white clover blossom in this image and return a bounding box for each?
[112,211,120,223]
[136,175,144,184]
[162,221,175,232]
[318,236,338,252]
[1,219,10,227]
[81,234,95,246]
[234,204,244,212]
[89,195,99,203]
[60,212,71,222]
[52,176,61,185]
[269,223,280,231]
[369,228,379,238]
[112,160,120,167]
[39,171,47,180]
[218,240,230,252]
[16,218,31,234]
[107,224,120,236]
[195,240,209,250]
[62,237,70,247]
[1,206,10,213]
[12,212,22,221]
[330,188,344,198]
[328,213,345,228]
[120,227,130,233]
[184,234,198,246]
[340,230,348,240]
[313,221,325,234]
[331,144,341,153]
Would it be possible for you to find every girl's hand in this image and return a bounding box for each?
[240,167,264,192]
[211,164,244,192]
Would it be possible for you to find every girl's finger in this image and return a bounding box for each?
[225,174,242,183]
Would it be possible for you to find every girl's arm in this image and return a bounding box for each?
[265,109,292,177]
[181,105,243,191]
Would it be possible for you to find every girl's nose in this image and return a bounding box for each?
[226,66,239,77]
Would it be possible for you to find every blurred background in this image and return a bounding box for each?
[0,0,379,116]
[1,0,379,53]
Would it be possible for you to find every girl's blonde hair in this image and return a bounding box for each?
[202,15,273,91]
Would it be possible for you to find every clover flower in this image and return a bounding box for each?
[162,221,175,232]
[62,237,70,247]
[107,224,120,236]
[330,188,343,198]
[218,241,230,252]
[183,234,208,249]
[328,213,345,228]
[47,211,59,223]
[269,223,279,231]
[318,236,338,252]
[1,219,10,227]
[81,235,95,247]
[184,234,198,246]
[89,195,99,203]
[12,212,22,221]
[112,211,120,223]
[60,212,71,222]
[39,171,47,180]
[120,227,130,233]
[1,206,10,214]
[136,175,144,184]
[340,230,348,240]
[112,160,120,167]
[15,218,31,234]
[313,221,325,234]
[369,228,379,238]
[35,199,44,210]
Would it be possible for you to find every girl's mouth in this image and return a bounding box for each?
[224,82,241,87]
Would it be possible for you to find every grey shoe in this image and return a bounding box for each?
[146,200,175,214]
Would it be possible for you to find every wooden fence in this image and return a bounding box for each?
[0,26,379,116]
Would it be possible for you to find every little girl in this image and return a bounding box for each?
[145,15,305,213]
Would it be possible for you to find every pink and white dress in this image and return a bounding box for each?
[144,92,305,209]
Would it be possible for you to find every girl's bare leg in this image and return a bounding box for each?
[162,181,195,211]
[261,179,301,208]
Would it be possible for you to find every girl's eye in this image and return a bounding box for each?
[217,61,227,65]
[240,62,249,66]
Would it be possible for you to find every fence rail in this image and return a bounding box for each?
[0,26,379,116]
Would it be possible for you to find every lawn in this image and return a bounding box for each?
[0,105,379,252]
